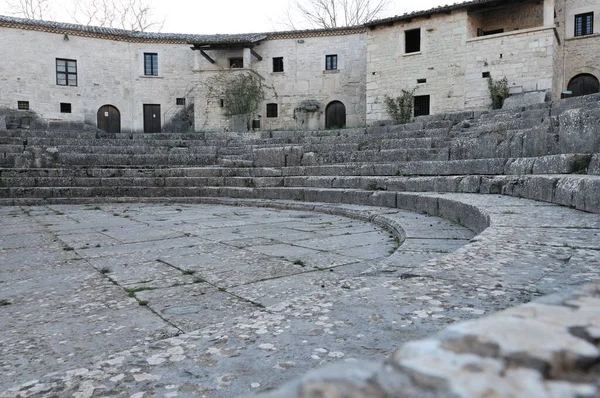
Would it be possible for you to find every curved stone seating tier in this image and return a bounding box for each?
[1,173,599,214]
[1,195,598,397]
[2,94,600,170]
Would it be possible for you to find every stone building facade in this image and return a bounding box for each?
[0,0,599,133]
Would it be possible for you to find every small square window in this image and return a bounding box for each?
[266,103,278,118]
[60,103,72,113]
[144,53,158,76]
[18,101,29,110]
[482,72,491,78]
[230,58,243,69]
[56,58,77,86]
[325,54,338,70]
[405,28,421,53]
[417,78,427,84]
[273,57,284,72]
[176,98,186,106]
[575,12,594,36]
[413,95,430,117]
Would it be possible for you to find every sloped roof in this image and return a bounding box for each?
[0,15,268,44]
[366,0,528,28]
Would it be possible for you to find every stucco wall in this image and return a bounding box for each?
[0,26,196,133]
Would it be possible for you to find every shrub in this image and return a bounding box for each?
[488,76,510,109]
[384,89,416,124]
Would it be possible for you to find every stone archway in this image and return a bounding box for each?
[567,74,600,97]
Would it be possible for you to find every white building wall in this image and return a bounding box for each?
[366,11,470,125]
[365,2,558,124]
[0,26,196,132]
[464,28,556,108]
[561,0,600,91]
[191,32,367,132]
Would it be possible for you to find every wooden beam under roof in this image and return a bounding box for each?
[199,50,215,64]
[250,49,263,61]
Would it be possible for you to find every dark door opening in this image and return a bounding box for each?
[567,74,600,97]
[97,105,121,133]
[414,95,431,117]
[325,101,346,129]
[143,104,161,133]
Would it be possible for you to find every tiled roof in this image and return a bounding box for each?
[366,0,515,27]
[0,0,518,42]
[0,15,268,44]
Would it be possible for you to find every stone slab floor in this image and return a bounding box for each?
[0,201,526,398]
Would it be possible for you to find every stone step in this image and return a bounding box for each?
[1,154,595,180]
[12,145,219,155]
[0,145,23,153]
[49,153,218,167]
[309,148,449,164]
[2,174,598,214]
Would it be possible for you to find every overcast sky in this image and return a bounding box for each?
[0,0,456,34]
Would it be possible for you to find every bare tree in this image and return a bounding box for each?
[73,0,164,32]
[7,0,52,19]
[287,0,390,29]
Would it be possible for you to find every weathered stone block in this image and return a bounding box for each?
[558,108,600,154]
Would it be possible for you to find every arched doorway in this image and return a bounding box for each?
[325,101,346,129]
[97,105,121,133]
[567,74,600,97]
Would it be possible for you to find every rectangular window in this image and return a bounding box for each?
[176,98,186,106]
[230,58,244,69]
[144,53,158,76]
[60,103,72,113]
[575,12,594,36]
[325,54,337,70]
[266,103,278,118]
[405,28,421,53]
[413,95,430,117]
[273,57,284,72]
[56,59,77,86]
[18,101,29,110]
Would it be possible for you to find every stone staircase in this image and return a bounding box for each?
[1,94,600,214]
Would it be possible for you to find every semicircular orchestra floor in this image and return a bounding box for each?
[2,202,488,397]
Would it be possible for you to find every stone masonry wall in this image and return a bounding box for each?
[464,28,556,108]
[365,2,557,125]
[0,27,197,133]
[561,0,600,91]
[366,11,470,124]
[255,34,367,131]
[193,32,367,132]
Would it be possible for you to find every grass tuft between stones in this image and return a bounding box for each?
[293,259,305,266]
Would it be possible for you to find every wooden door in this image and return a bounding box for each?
[143,104,161,133]
[97,105,121,133]
[325,101,346,129]
[568,74,600,97]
